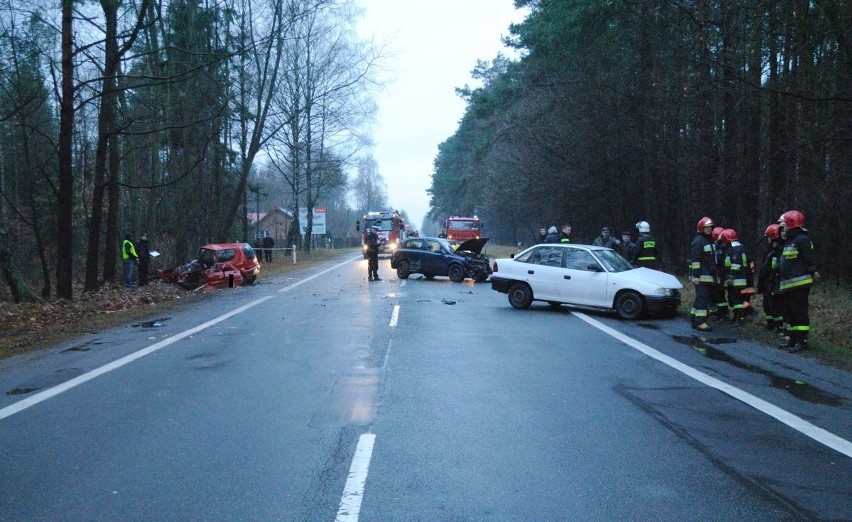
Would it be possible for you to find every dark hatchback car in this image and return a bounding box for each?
[390,237,492,282]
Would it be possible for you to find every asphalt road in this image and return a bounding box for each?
[1,253,850,521]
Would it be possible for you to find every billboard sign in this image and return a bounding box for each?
[299,207,326,235]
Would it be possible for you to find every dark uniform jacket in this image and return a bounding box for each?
[757,243,781,295]
[690,233,718,285]
[634,233,657,266]
[723,242,748,288]
[779,229,816,293]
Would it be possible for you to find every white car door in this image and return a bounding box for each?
[511,246,565,301]
[559,248,610,306]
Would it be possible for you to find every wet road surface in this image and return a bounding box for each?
[0,253,849,521]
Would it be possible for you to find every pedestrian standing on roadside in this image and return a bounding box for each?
[367,225,381,281]
[777,210,819,352]
[689,217,718,331]
[592,226,619,249]
[122,234,138,289]
[137,233,151,286]
[757,223,783,333]
[618,231,636,262]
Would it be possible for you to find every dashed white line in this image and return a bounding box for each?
[336,433,377,522]
[574,312,852,458]
[389,305,400,327]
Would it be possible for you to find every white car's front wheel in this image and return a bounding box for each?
[615,291,644,320]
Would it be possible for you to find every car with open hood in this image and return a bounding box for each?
[390,237,492,282]
[159,243,260,290]
[490,243,681,319]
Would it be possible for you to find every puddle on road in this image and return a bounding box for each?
[672,335,844,406]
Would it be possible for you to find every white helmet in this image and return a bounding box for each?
[636,220,651,233]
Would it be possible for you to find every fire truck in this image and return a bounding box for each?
[357,210,406,257]
[443,216,482,242]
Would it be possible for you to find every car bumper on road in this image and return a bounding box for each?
[644,295,681,315]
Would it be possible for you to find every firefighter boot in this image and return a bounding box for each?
[732,309,746,327]
[692,317,711,332]
[787,332,809,353]
[778,330,794,348]
[372,271,381,281]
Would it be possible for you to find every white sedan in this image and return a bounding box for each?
[490,243,682,319]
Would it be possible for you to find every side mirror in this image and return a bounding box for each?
[587,264,604,272]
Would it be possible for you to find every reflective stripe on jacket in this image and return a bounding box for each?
[778,230,815,293]
[724,242,748,287]
[690,233,718,284]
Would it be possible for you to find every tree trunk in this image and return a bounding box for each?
[56,0,75,300]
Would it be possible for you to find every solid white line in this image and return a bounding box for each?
[389,305,400,328]
[0,255,362,422]
[573,312,852,458]
[0,296,274,421]
[336,433,377,522]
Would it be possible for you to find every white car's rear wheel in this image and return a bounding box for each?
[508,283,533,309]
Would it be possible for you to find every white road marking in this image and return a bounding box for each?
[574,312,852,458]
[1,256,361,421]
[335,433,377,522]
[389,305,400,328]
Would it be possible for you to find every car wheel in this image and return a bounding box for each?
[397,260,411,279]
[508,283,533,309]
[448,264,465,282]
[615,291,644,320]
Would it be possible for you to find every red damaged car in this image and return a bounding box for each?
[159,243,260,290]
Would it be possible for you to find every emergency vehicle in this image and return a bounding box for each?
[443,216,482,242]
[357,210,406,257]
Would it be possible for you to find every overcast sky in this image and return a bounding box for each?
[355,1,527,230]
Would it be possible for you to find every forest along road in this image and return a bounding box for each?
[0,252,849,521]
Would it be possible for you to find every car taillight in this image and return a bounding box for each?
[492,261,498,272]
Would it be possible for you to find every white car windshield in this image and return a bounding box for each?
[594,249,634,272]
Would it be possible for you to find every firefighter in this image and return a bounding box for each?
[757,223,783,333]
[689,217,718,331]
[720,229,749,326]
[710,226,729,321]
[559,224,573,243]
[633,221,658,268]
[366,225,381,281]
[777,210,819,352]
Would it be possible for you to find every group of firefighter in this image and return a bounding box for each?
[690,210,818,353]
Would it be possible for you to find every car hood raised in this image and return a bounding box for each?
[628,267,683,289]
[456,238,489,255]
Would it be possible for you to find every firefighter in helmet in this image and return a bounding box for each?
[720,228,749,326]
[777,210,819,352]
[633,221,658,268]
[689,217,718,331]
[757,223,783,333]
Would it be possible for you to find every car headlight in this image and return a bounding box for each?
[655,288,675,297]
